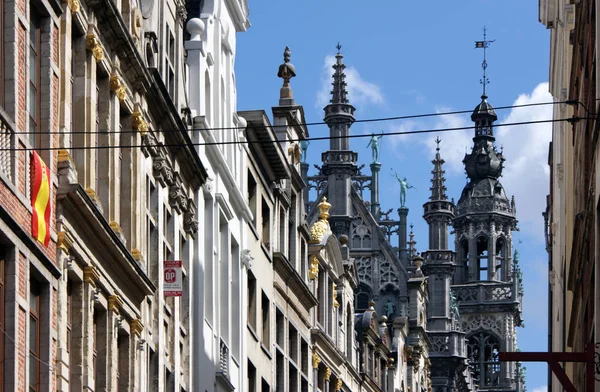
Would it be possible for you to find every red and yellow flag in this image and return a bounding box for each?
[31,152,51,247]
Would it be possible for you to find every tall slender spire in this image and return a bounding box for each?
[475,26,495,97]
[330,43,349,104]
[430,137,448,201]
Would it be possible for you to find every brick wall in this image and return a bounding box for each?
[18,309,26,392]
[17,22,25,133]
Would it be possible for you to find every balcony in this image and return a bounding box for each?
[452,282,517,303]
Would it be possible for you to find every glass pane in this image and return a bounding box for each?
[29,47,36,81]
[29,317,37,349]
[29,289,38,313]
[29,355,36,388]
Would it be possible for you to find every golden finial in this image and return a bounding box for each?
[308,255,319,280]
[318,197,332,219]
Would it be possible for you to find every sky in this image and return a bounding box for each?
[235,1,551,390]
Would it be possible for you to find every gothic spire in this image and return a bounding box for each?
[330,43,349,104]
[430,137,448,201]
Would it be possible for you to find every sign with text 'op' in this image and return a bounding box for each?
[163,260,182,297]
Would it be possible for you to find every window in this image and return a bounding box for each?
[66,280,73,387]
[247,272,257,331]
[279,208,286,255]
[204,197,214,324]
[29,280,41,392]
[261,291,270,346]
[165,28,175,98]
[467,332,501,387]
[275,309,284,348]
[495,238,505,281]
[28,10,41,148]
[261,378,270,392]
[477,237,488,281]
[346,304,353,359]
[248,360,256,392]
[261,199,271,250]
[247,171,257,228]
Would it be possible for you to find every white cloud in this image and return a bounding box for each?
[531,385,547,392]
[400,83,553,238]
[316,55,383,108]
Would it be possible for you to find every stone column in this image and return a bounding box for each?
[312,352,321,392]
[468,236,478,281]
[324,367,331,392]
[107,295,124,391]
[129,319,144,390]
[301,162,310,215]
[370,162,381,220]
[398,207,409,263]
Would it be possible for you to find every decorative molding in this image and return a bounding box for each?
[57,231,73,254]
[241,249,254,269]
[109,221,127,245]
[168,173,187,214]
[68,0,80,13]
[308,255,319,280]
[83,266,100,285]
[132,111,148,134]
[85,33,104,62]
[130,318,144,336]
[131,249,143,262]
[141,132,159,158]
[110,74,127,101]
[312,352,321,369]
[183,198,198,237]
[85,187,104,214]
[333,283,339,308]
[152,153,174,187]
[335,379,343,391]
[108,294,124,314]
[216,193,234,221]
[324,367,331,382]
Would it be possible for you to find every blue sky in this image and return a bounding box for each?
[235,1,550,390]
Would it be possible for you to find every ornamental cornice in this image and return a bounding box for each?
[83,266,100,285]
[108,294,124,314]
[57,231,74,254]
[109,74,127,101]
[129,318,144,336]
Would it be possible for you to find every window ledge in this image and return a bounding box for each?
[247,324,259,342]
[260,342,272,359]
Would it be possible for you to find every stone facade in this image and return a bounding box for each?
[540,0,600,390]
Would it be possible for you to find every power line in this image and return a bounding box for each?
[5,99,573,136]
[0,117,577,152]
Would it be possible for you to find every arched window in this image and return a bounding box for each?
[476,236,489,280]
[495,238,505,281]
[355,284,371,311]
[459,238,469,283]
[467,331,501,387]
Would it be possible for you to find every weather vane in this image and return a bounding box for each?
[475,26,495,96]
[435,136,442,151]
[336,42,342,53]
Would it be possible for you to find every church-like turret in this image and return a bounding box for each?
[321,44,358,237]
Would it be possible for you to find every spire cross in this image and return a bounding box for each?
[410,223,414,231]
[475,26,495,96]
[435,137,441,151]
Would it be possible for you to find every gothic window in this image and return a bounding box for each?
[495,238,505,281]
[459,239,469,283]
[467,331,501,387]
[476,236,489,281]
[352,218,371,249]
[355,284,371,311]
[356,256,372,283]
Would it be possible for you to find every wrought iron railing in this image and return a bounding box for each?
[219,339,230,378]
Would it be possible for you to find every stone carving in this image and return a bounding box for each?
[351,217,371,249]
[110,74,127,101]
[169,173,188,213]
[132,110,148,134]
[312,352,321,368]
[68,0,80,13]
[183,198,198,237]
[380,258,399,285]
[308,255,319,280]
[85,33,104,61]
[241,249,254,269]
[141,132,159,158]
[152,154,174,187]
[355,257,372,283]
[431,336,449,353]
[461,314,502,337]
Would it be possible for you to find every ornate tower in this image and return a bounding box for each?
[451,93,522,390]
[322,44,358,238]
[422,140,471,391]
